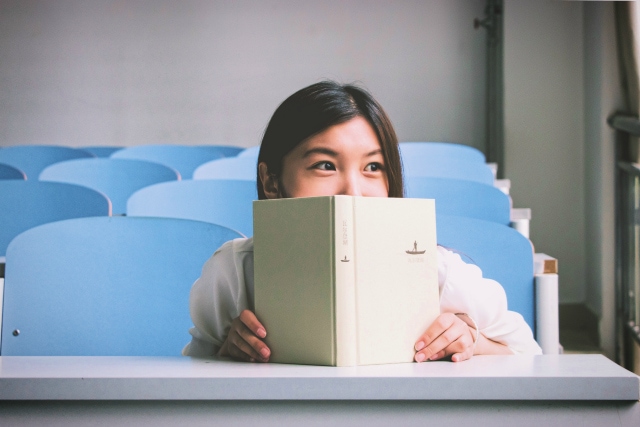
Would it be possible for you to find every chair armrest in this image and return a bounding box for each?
[494,178,511,195]
[534,253,559,354]
[534,252,558,274]
[510,208,531,238]
[486,162,498,179]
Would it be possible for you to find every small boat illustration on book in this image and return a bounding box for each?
[340,256,350,262]
[406,241,426,255]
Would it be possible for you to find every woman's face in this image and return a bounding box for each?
[260,116,389,199]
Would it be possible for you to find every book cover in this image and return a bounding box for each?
[254,196,439,366]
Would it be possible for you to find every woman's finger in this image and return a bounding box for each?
[219,329,255,362]
[239,309,267,339]
[419,326,466,361]
[414,313,457,350]
[219,311,271,363]
[229,321,269,361]
[235,320,271,361]
[451,341,475,362]
[226,339,256,362]
[414,313,459,359]
[414,313,473,362]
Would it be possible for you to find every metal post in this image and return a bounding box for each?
[475,0,504,178]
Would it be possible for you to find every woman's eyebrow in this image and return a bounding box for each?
[302,147,339,158]
[365,149,383,157]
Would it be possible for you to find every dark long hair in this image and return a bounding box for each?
[257,81,404,199]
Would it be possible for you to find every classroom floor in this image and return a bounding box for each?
[558,304,602,355]
[560,328,602,354]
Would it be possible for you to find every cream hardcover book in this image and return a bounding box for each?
[253,196,439,366]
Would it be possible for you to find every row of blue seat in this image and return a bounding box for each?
[127,178,511,237]
[0,214,533,357]
[0,142,503,218]
[0,144,244,180]
[0,175,510,254]
[1,142,494,184]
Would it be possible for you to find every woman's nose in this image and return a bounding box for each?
[340,173,363,196]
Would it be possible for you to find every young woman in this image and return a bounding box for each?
[183,81,542,362]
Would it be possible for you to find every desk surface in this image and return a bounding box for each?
[0,354,638,401]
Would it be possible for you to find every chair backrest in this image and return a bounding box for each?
[237,146,260,158]
[436,214,535,332]
[1,217,242,356]
[405,177,511,225]
[195,145,245,157]
[0,181,111,256]
[80,146,124,158]
[40,158,180,215]
[111,144,225,179]
[403,157,495,185]
[127,179,257,237]
[399,142,486,163]
[0,145,94,180]
[193,156,258,181]
[0,163,26,180]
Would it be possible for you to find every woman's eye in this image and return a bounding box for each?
[365,162,384,172]
[313,161,336,171]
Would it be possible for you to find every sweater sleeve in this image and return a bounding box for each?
[182,238,254,357]
[437,246,542,355]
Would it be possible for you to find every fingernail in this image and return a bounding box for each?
[260,348,270,358]
[257,328,267,338]
[415,353,426,362]
[415,341,425,351]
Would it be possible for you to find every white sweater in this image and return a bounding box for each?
[184,237,542,357]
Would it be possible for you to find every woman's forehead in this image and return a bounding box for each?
[296,117,382,154]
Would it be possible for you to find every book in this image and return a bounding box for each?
[253,196,439,366]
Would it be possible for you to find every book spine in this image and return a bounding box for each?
[334,196,357,366]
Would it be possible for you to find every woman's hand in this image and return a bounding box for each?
[413,313,476,363]
[218,309,271,362]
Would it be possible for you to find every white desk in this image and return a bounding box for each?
[0,354,638,426]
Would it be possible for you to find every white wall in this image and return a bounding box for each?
[583,2,622,359]
[504,0,586,304]
[0,0,486,149]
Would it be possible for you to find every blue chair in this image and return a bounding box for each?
[193,156,258,181]
[0,163,25,180]
[1,217,242,356]
[0,181,111,257]
[0,145,94,180]
[111,145,226,179]
[81,146,123,158]
[39,158,180,215]
[405,177,511,225]
[127,180,257,237]
[399,142,486,164]
[195,145,245,157]
[436,215,535,333]
[237,146,260,158]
